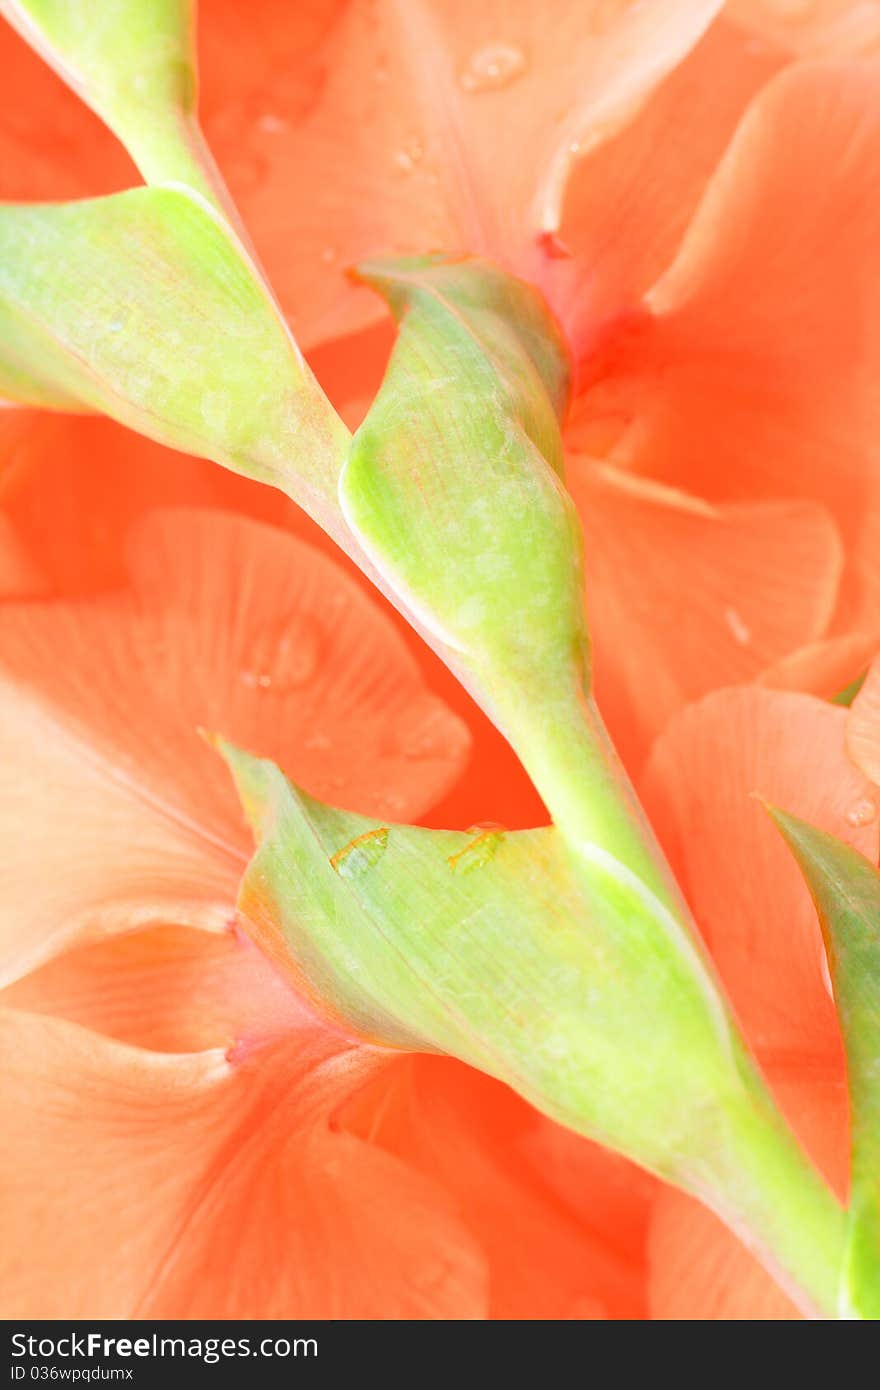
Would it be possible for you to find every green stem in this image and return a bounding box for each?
[497,678,688,915]
[491,675,847,1317]
[696,1047,847,1319]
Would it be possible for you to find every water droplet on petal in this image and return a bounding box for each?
[240,612,324,695]
[240,670,274,691]
[331,827,389,879]
[459,42,527,94]
[257,112,288,135]
[846,796,878,828]
[447,826,506,873]
[393,137,425,174]
[724,605,752,647]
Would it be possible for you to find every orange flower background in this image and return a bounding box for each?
[1,0,879,1319]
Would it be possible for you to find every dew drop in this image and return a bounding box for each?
[240,613,323,695]
[320,246,338,264]
[459,42,527,94]
[447,825,506,873]
[846,796,878,828]
[240,670,274,691]
[724,605,752,647]
[393,138,425,174]
[330,827,389,879]
[257,112,288,135]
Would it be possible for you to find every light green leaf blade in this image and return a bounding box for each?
[771,808,880,1319]
[218,736,751,1175]
[340,255,586,696]
[1,0,229,213]
[0,186,350,533]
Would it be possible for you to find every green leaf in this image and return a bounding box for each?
[219,736,750,1171]
[771,809,880,1319]
[340,255,586,698]
[0,186,350,536]
[1,0,229,212]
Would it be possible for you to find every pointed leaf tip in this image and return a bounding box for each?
[340,256,584,705]
[770,806,880,1318]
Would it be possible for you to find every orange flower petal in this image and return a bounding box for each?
[728,0,880,56]
[649,1189,801,1319]
[0,18,135,199]
[0,511,43,597]
[586,62,880,626]
[0,507,469,982]
[556,16,784,360]
[641,687,879,1064]
[569,461,841,770]
[0,1011,485,1318]
[1,924,306,1055]
[848,656,880,788]
[0,413,292,596]
[344,1055,649,1319]
[199,0,721,347]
